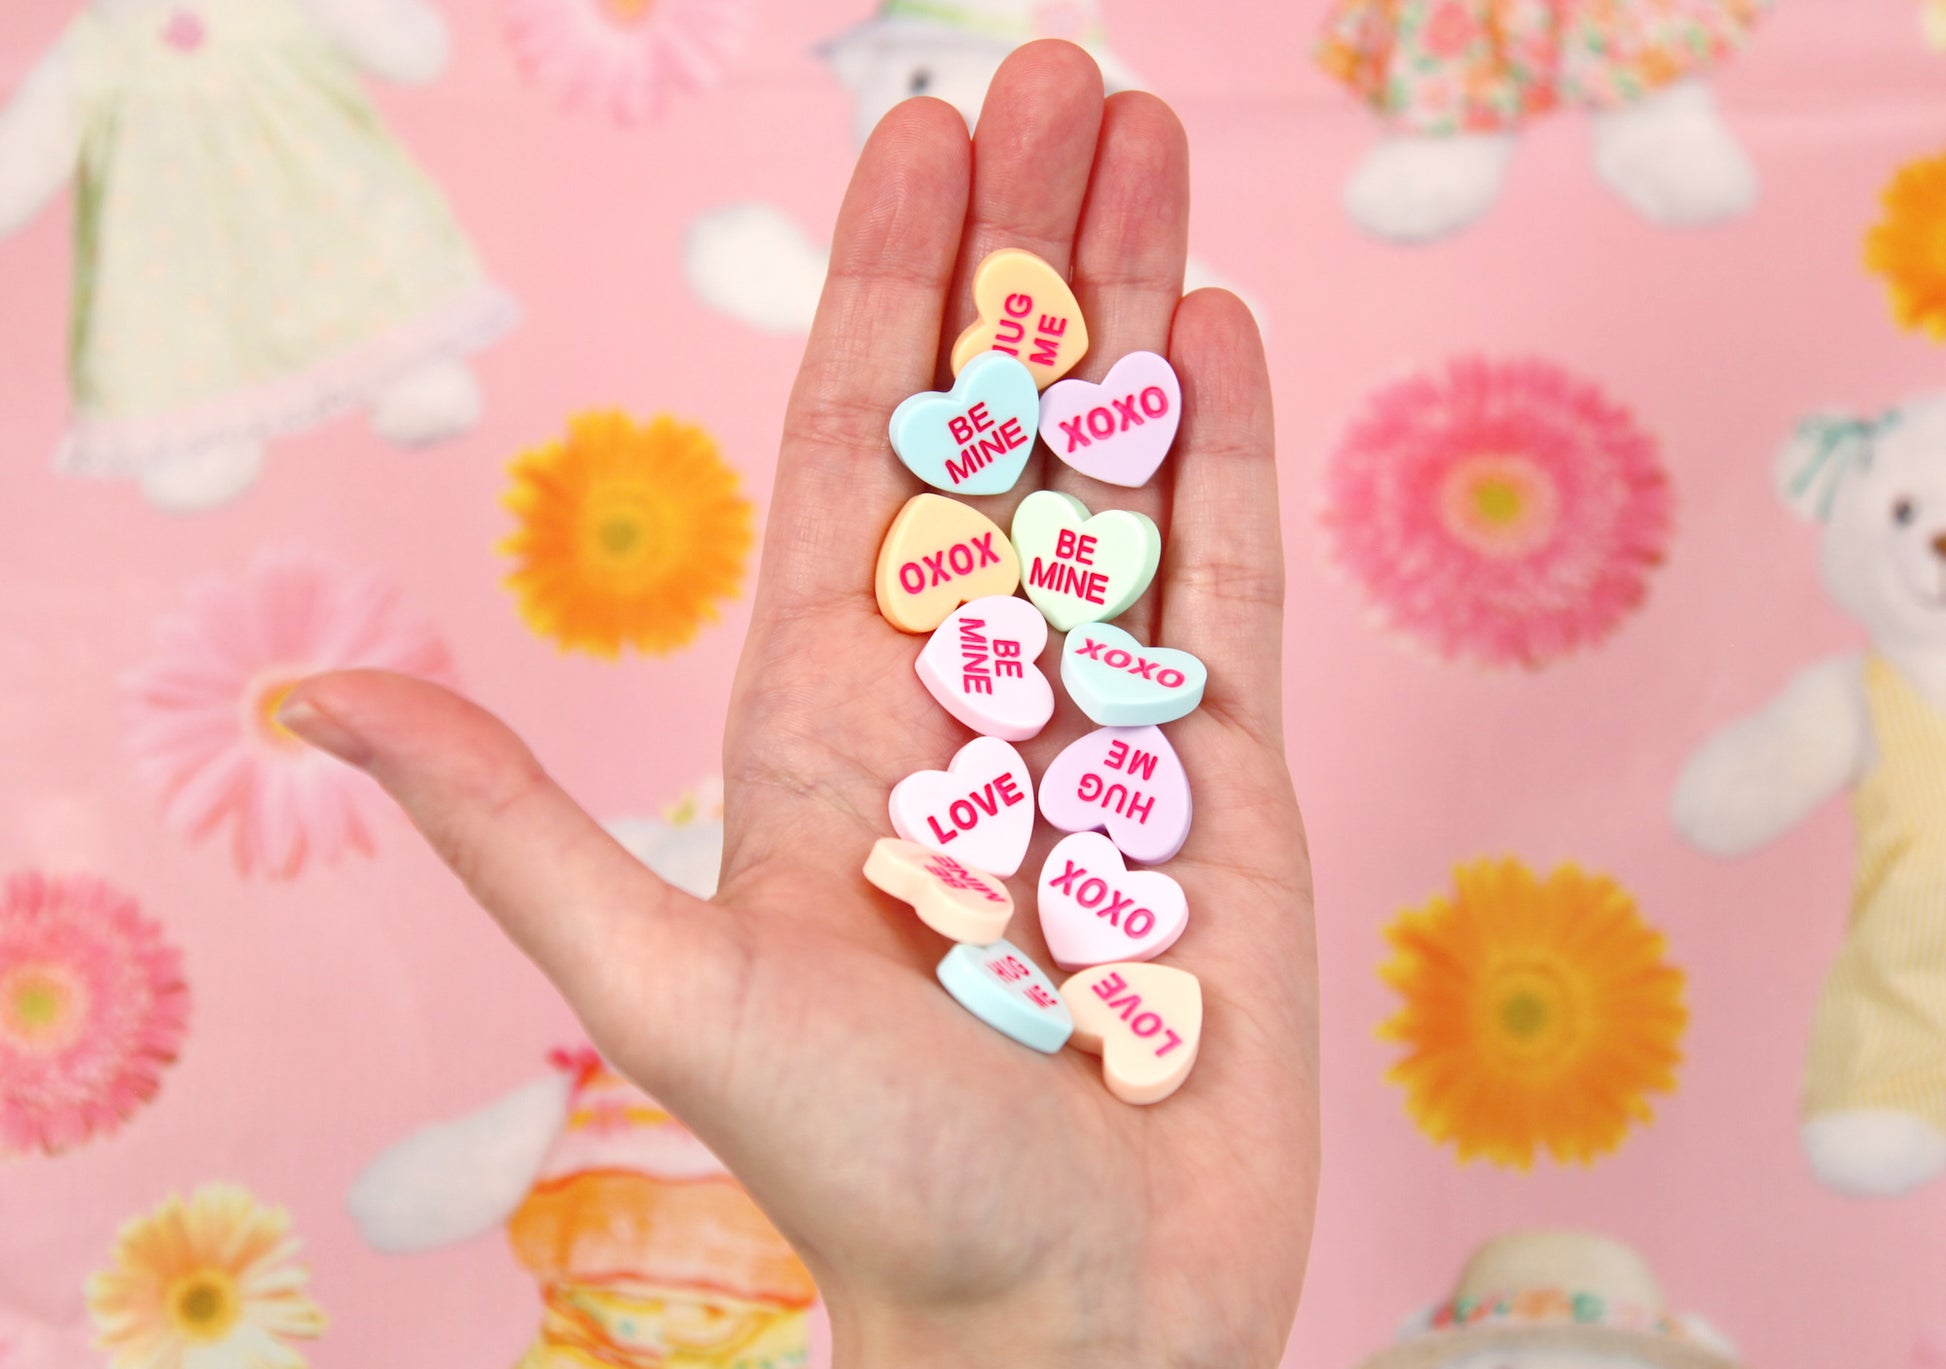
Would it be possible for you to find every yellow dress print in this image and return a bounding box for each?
[509,1053,816,1369]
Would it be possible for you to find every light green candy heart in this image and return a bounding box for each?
[1010,490,1161,632]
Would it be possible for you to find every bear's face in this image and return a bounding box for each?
[824,29,1015,147]
[1821,399,1946,651]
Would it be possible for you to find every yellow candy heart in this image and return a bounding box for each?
[875,493,1022,634]
[949,249,1089,391]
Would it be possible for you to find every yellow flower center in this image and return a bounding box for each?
[1480,959,1584,1078]
[1471,477,1525,526]
[248,676,307,750]
[0,966,82,1050]
[602,0,656,24]
[166,1269,242,1344]
[580,486,673,591]
[1440,454,1559,559]
[13,979,63,1029]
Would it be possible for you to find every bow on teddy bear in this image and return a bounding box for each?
[1674,397,1946,1201]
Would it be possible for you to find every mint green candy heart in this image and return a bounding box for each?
[1010,490,1160,632]
[1061,623,1207,727]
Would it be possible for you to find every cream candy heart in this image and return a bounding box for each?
[875,493,1021,634]
[862,837,1012,945]
[1038,724,1193,864]
[1011,490,1160,632]
[1059,961,1203,1105]
[1039,350,1181,488]
[889,737,1035,878]
[949,248,1089,390]
[1037,832,1188,970]
[914,596,1053,741]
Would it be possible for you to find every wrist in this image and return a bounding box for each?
[830,1300,1137,1369]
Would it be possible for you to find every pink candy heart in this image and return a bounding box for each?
[889,737,1036,878]
[1037,724,1193,864]
[914,595,1053,741]
[1037,832,1188,970]
[1038,351,1181,488]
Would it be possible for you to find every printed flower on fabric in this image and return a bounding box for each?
[1867,149,1946,339]
[1929,0,1946,51]
[124,550,457,880]
[88,1184,326,1369]
[607,775,726,898]
[0,872,188,1157]
[506,0,751,124]
[503,412,754,659]
[1323,357,1672,670]
[1380,857,1688,1169]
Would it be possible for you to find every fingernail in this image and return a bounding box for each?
[276,691,374,767]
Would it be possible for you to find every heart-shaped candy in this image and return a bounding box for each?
[889,353,1039,495]
[937,938,1073,1054]
[1039,351,1181,488]
[863,837,1012,945]
[1011,491,1160,632]
[1038,832,1188,970]
[949,249,1089,391]
[1039,724,1192,863]
[1061,623,1207,727]
[915,596,1053,741]
[1060,962,1202,1105]
[875,494,1021,633]
[889,737,1036,878]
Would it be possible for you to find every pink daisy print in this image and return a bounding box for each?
[0,872,189,1157]
[506,0,751,125]
[125,549,456,880]
[1323,357,1673,670]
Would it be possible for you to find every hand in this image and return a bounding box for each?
[282,41,1318,1368]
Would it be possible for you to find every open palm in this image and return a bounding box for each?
[286,41,1318,1368]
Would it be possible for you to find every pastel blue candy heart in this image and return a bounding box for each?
[935,938,1074,1053]
[1060,623,1207,727]
[889,352,1039,496]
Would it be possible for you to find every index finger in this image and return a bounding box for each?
[754,97,972,624]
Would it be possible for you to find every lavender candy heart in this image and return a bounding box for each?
[1039,350,1182,488]
[1037,724,1192,864]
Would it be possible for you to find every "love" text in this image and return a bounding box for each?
[1089,970,1185,1055]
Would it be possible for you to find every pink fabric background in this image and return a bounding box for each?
[2,1,1944,1364]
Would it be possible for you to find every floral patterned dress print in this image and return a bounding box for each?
[1319,0,1775,134]
[55,0,515,476]
[508,1053,817,1369]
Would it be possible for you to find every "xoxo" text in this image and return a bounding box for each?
[1056,386,1173,454]
[898,532,1003,596]
[1071,636,1188,689]
[1046,859,1158,938]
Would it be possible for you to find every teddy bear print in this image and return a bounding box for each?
[682,0,1245,335]
[0,0,516,512]
[1674,397,1946,1200]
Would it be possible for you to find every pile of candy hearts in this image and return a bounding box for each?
[862,248,1207,1106]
